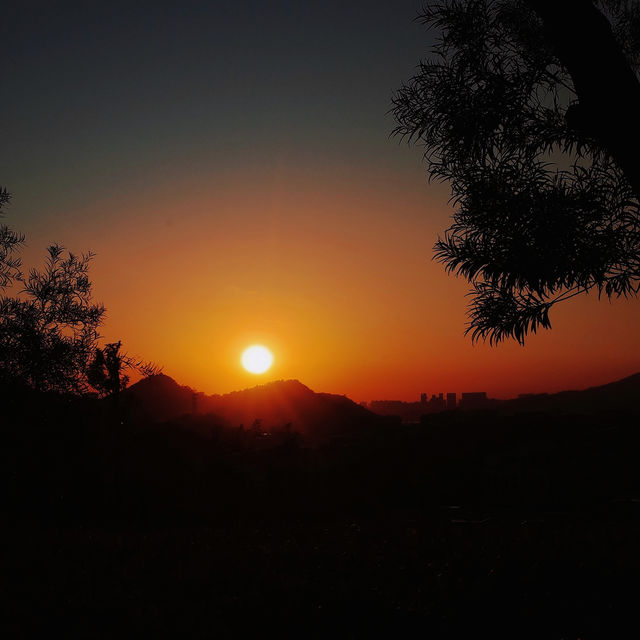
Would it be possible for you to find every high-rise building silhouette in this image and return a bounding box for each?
[446,392,456,410]
[459,392,488,410]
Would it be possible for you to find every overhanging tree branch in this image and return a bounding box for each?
[393,0,640,343]
[524,0,640,197]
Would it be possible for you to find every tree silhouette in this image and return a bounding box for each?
[0,242,105,392]
[392,0,640,343]
[0,186,158,393]
[87,340,159,400]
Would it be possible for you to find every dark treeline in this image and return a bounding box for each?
[5,380,640,525]
[4,381,640,637]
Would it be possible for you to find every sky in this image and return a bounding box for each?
[1,0,639,401]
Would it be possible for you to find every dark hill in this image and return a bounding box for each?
[202,379,380,435]
[123,374,197,422]
[124,375,385,435]
[504,372,640,414]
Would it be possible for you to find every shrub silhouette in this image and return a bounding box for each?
[0,242,104,392]
[0,186,157,393]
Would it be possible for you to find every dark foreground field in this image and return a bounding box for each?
[6,506,640,638]
[3,387,640,638]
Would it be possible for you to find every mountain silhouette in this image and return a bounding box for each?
[123,373,197,422]
[123,371,640,431]
[124,375,385,435]
[504,372,640,414]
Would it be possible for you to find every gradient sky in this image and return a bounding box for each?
[1,0,639,401]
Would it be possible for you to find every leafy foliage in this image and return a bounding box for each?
[392,0,640,343]
[0,186,158,393]
[600,0,640,68]
[0,243,105,392]
[0,188,24,289]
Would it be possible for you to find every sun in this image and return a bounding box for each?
[241,345,273,374]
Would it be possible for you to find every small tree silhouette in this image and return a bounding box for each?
[87,340,160,399]
[392,1,640,344]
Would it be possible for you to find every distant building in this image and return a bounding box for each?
[430,393,446,412]
[369,389,495,421]
[459,392,489,410]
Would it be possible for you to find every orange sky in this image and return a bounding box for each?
[4,2,639,402]
[20,164,640,402]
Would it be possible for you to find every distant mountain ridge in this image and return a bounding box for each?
[504,372,640,414]
[123,371,640,430]
[124,375,386,434]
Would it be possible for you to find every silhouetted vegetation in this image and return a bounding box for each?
[0,187,157,394]
[393,0,640,343]
[0,243,105,391]
[87,340,159,400]
[0,188,23,288]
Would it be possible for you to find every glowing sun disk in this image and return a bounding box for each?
[241,345,273,374]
